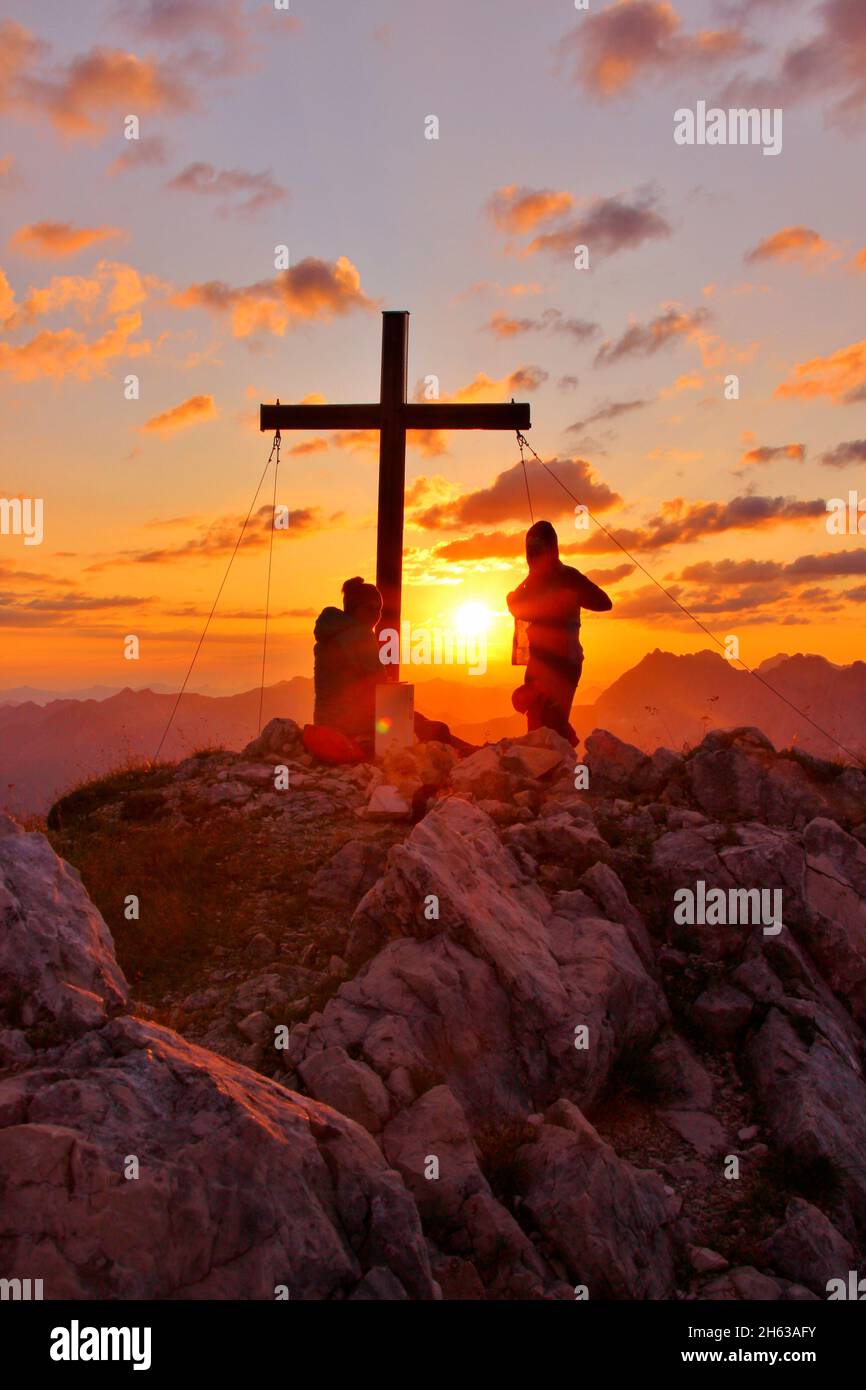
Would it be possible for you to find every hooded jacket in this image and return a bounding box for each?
[313,606,380,743]
[507,538,611,673]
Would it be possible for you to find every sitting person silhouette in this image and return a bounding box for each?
[311,576,476,763]
[312,576,382,756]
[507,520,612,746]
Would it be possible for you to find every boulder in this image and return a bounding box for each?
[364,785,412,820]
[449,746,514,802]
[382,1085,552,1297]
[0,1016,436,1300]
[692,984,753,1042]
[516,1099,676,1299]
[0,823,128,1035]
[801,817,866,1024]
[308,839,388,912]
[241,718,303,761]
[299,1045,391,1134]
[762,1198,856,1295]
[747,1008,866,1230]
[584,729,647,794]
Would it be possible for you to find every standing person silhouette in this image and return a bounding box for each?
[507,520,612,746]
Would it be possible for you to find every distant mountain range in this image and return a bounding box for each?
[2,651,863,815]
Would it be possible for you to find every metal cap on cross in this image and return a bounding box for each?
[260,311,531,678]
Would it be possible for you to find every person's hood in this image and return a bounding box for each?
[526,519,559,568]
[314,606,357,641]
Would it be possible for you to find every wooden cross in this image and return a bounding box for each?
[260,310,531,678]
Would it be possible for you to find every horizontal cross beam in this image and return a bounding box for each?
[259,400,531,432]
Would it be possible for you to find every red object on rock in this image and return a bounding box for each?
[302,724,368,765]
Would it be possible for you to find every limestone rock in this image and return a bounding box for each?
[762,1198,856,1295]
[0,1016,436,1299]
[0,824,128,1034]
[516,1099,676,1299]
[299,1045,391,1134]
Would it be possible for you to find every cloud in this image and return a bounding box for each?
[433,530,528,562]
[568,397,653,432]
[558,375,580,391]
[413,456,620,530]
[595,305,711,366]
[820,438,866,468]
[142,393,217,435]
[171,256,375,337]
[115,0,264,78]
[776,339,866,403]
[9,221,122,259]
[787,549,866,578]
[680,550,866,590]
[569,492,828,556]
[557,0,747,98]
[0,311,149,381]
[661,371,704,397]
[523,188,671,261]
[166,162,287,216]
[447,366,549,403]
[586,562,635,584]
[454,280,543,302]
[0,22,190,137]
[288,438,328,457]
[484,308,600,342]
[85,503,331,570]
[738,442,806,469]
[107,134,169,176]
[1,258,159,331]
[744,225,840,267]
[486,185,574,233]
[720,0,866,128]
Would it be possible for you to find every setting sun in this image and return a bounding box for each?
[453,601,494,639]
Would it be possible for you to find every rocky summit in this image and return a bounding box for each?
[2,718,866,1300]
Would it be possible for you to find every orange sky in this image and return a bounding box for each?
[1,0,865,696]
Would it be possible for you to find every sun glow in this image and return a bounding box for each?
[453,601,493,639]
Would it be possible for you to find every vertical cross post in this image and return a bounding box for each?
[375,310,409,680]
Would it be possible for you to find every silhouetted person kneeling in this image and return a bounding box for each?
[313,577,382,754]
[507,520,612,746]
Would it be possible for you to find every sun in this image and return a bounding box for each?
[453,601,493,639]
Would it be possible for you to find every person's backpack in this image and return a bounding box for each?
[302,724,367,764]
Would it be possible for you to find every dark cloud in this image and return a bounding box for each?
[595,306,710,366]
[720,0,866,127]
[172,257,375,337]
[524,189,671,261]
[107,135,169,176]
[116,0,256,78]
[737,442,806,470]
[485,309,600,342]
[84,505,331,570]
[820,438,866,468]
[568,397,653,432]
[167,161,287,216]
[557,1,748,98]
[414,457,621,531]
